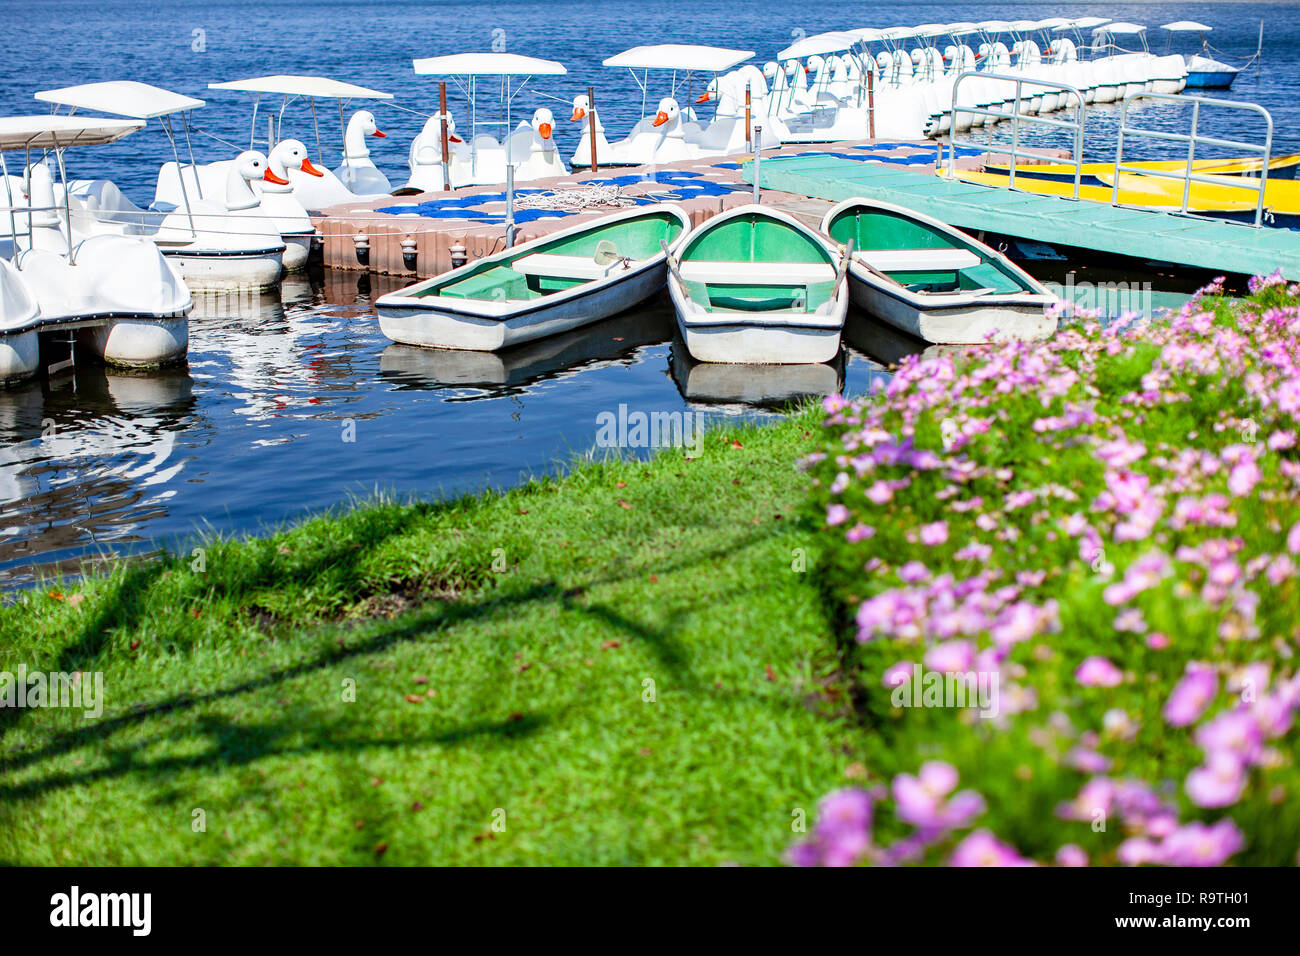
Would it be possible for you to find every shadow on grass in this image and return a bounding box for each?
[0,519,820,804]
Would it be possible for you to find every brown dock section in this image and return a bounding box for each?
[310,139,992,281]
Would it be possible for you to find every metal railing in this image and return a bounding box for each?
[946,71,1088,198]
[1112,92,1273,227]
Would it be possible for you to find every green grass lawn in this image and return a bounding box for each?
[0,408,858,865]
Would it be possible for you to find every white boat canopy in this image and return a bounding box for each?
[1162,21,1213,33]
[944,23,980,35]
[602,45,753,72]
[35,81,204,119]
[207,74,393,158]
[413,53,567,76]
[208,75,393,99]
[1061,17,1112,30]
[1096,22,1147,35]
[777,31,861,60]
[0,115,143,151]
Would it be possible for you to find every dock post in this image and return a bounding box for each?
[867,70,875,139]
[439,81,451,191]
[752,126,762,204]
[745,84,752,150]
[588,86,598,173]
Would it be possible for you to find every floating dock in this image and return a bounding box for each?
[310,141,991,279]
[743,155,1300,280]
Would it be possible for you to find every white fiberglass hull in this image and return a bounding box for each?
[163,246,284,291]
[378,262,667,352]
[845,269,1056,345]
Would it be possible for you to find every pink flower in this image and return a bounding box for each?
[1055,844,1089,867]
[919,521,949,546]
[1164,664,1218,727]
[826,504,849,527]
[1288,522,1300,555]
[1185,752,1246,808]
[925,640,974,673]
[1076,657,1123,688]
[882,660,914,689]
[865,481,894,505]
[846,523,875,543]
[1161,819,1244,866]
[950,830,1035,867]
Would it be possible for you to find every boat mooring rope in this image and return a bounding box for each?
[512,184,640,212]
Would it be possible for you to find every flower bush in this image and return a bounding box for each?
[794,279,1300,866]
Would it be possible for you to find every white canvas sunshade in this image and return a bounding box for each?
[208,75,393,99]
[1162,21,1213,32]
[1096,22,1147,35]
[35,81,204,119]
[778,31,861,60]
[413,53,567,76]
[1069,17,1113,30]
[0,115,143,151]
[603,45,753,72]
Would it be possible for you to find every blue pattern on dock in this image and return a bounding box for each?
[374,170,738,223]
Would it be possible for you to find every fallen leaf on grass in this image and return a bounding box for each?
[411,801,424,812]
[616,499,633,510]
[48,590,64,602]
[649,574,658,584]
[413,675,429,685]
[405,694,424,704]
[615,480,627,489]
[602,640,621,650]
[129,639,141,651]
[765,665,776,681]
[730,440,744,449]
[374,843,388,856]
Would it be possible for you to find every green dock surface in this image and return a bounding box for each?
[744,155,1300,280]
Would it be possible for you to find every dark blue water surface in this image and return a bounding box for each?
[0,1,1294,586]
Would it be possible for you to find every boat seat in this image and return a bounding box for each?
[512,253,627,281]
[679,260,834,284]
[857,248,982,272]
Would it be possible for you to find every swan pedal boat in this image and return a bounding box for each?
[666,204,849,365]
[375,205,691,352]
[821,197,1057,345]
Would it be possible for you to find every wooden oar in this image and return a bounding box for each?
[831,238,855,301]
[659,238,686,287]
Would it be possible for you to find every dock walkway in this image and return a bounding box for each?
[744,155,1300,280]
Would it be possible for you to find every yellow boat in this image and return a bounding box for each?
[985,153,1300,186]
[955,168,1300,227]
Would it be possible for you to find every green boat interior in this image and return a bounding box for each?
[826,208,1030,295]
[417,210,686,302]
[679,212,837,313]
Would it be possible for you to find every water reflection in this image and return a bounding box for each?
[379,307,674,397]
[0,366,197,582]
[670,339,846,408]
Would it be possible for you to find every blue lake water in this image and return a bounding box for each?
[0,0,1296,586]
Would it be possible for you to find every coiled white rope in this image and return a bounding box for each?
[512,183,639,212]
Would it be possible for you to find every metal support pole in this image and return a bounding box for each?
[752,126,762,204]
[505,164,516,248]
[588,86,598,173]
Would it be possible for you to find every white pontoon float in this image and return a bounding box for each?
[0,115,190,382]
